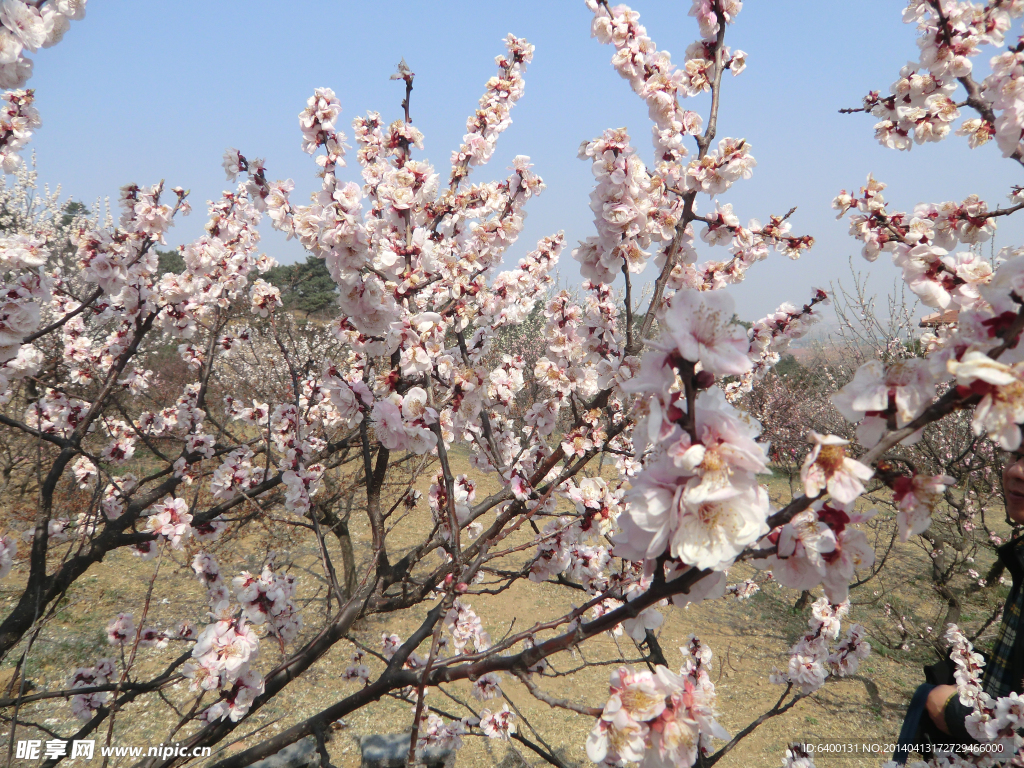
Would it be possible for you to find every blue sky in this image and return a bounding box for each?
[22,0,1024,322]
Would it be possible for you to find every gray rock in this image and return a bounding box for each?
[245,736,320,768]
[359,733,453,768]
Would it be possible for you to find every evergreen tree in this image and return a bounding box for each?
[265,254,338,317]
[156,248,186,274]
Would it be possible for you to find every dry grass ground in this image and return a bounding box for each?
[0,452,1010,767]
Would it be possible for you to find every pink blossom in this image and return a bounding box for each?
[657,289,752,377]
[106,612,134,646]
[831,359,934,446]
[479,705,516,740]
[145,496,192,549]
[948,351,1024,450]
[892,473,955,541]
[800,432,873,505]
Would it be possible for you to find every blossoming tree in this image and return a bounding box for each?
[3,0,1024,766]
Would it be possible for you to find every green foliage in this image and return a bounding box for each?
[156,247,185,275]
[774,353,802,378]
[730,314,752,330]
[903,336,925,358]
[265,254,338,317]
[153,247,339,318]
[60,200,88,228]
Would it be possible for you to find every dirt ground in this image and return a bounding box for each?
[0,451,1007,768]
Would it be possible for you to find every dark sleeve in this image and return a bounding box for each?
[943,696,979,744]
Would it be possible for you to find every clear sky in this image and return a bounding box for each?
[21,0,1024,323]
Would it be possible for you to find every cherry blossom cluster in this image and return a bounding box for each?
[298,87,344,164]
[103,610,168,654]
[688,0,742,41]
[724,578,759,600]
[148,177,269,338]
[144,495,193,549]
[585,0,716,169]
[948,349,1024,450]
[573,128,659,284]
[378,629,432,672]
[450,34,534,185]
[781,745,816,768]
[479,233,562,328]
[192,552,229,611]
[753,500,875,603]
[799,433,875,509]
[28,377,80,423]
[931,624,1024,756]
[580,0,797,337]
[470,671,503,701]
[20,515,72,547]
[372,386,438,455]
[0,229,48,369]
[725,289,828,399]
[443,598,490,655]
[233,564,303,644]
[861,62,961,150]
[532,290,588,407]
[615,286,777,576]
[621,571,670,641]
[274,72,550,383]
[0,0,85,91]
[185,619,263,723]
[828,183,1024,452]
[478,705,516,741]
[864,0,1024,156]
[768,599,870,695]
[209,446,266,502]
[587,638,728,767]
[684,139,756,198]
[0,89,38,173]
[221,378,343,516]
[103,612,131,644]
[428,471,480,541]
[882,467,955,542]
[832,358,937,448]
[67,657,115,721]
[985,42,1024,157]
[414,711,467,756]
[671,210,813,292]
[280,462,325,515]
[249,279,281,316]
[827,11,1024,596]
[529,516,581,582]
[341,649,370,686]
[568,475,624,536]
[835,176,997,310]
[945,623,985,706]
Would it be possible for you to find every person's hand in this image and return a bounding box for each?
[926,684,957,734]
